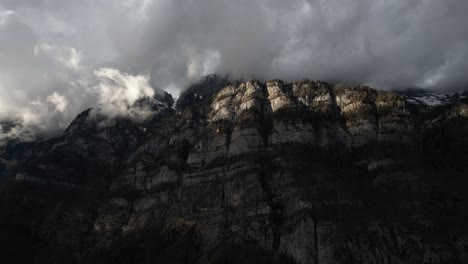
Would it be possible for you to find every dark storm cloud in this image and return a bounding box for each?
[103,0,468,90]
[1,0,468,141]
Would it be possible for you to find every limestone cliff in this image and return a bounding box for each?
[1,79,467,264]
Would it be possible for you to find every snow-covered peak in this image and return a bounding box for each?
[400,89,456,107]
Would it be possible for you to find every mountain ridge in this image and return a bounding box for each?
[1,79,467,263]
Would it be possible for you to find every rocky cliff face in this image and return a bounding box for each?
[1,79,467,264]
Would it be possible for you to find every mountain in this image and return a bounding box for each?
[1,79,468,264]
[176,74,231,109]
[398,88,464,107]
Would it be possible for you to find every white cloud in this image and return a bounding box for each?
[0,97,56,145]
[185,46,203,81]
[0,10,13,25]
[185,48,222,81]
[0,122,34,145]
[202,49,221,76]
[46,92,69,113]
[93,68,156,119]
[21,99,48,127]
[34,43,82,70]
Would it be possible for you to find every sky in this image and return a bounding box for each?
[1,0,468,141]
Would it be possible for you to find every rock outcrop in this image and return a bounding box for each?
[1,79,467,264]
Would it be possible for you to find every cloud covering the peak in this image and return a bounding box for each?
[1,0,468,142]
[93,68,156,119]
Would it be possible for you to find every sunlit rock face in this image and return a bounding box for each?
[1,79,467,264]
[208,80,415,151]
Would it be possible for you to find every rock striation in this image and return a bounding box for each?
[1,79,467,264]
